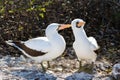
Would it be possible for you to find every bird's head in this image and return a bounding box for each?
[71,19,86,29]
[46,23,71,36]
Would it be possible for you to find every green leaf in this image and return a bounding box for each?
[39,13,44,18]
[18,25,24,31]
[0,7,5,14]
[9,1,14,4]
[26,7,34,12]
[8,10,14,13]
[30,0,35,5]
[41,8,46,12]
[43,1,53,6]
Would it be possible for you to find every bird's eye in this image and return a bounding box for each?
[76,22,80,28]
[76,22,79,25]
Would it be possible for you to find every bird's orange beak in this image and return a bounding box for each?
[58,24,71,30]
[77,21,85,27]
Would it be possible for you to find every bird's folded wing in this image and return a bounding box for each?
[24,37,51,53]
[88,36,99,51]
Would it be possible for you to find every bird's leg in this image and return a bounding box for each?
[47,61,51,68]
[91,62,94,73]
[90,62,94,70]
[40,62,46,72]
[77,60,83,72]
[79,61,82,69]
[86,62,94,74]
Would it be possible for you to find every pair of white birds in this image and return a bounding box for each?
[6,19,99,72]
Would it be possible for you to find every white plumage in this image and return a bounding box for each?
[88,37,99,51]
[71,19,99,72]
[6,23,68,71]
[24,37,50,53]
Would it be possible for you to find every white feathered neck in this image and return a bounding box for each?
[71,22,88,42]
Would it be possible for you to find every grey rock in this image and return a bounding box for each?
[93,76,111,80]
[11,70,57,80]
[65,72,93,80]
[95,61,111,72]
[112,63,120,80]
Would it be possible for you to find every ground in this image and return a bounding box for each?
[0,54,117,80]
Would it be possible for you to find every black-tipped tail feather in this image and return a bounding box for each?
[5,40,46,57]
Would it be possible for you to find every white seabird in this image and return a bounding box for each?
[6,23,70,71]
[71,19,99,72]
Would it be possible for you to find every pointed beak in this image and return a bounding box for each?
[77,21,85,27]
[58,24,71,30]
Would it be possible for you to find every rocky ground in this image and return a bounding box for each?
[0,54,118,80]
